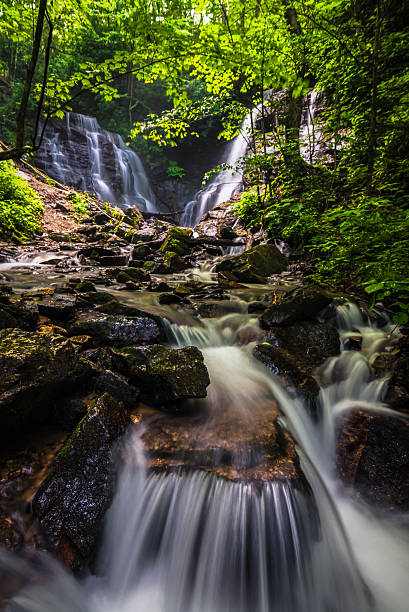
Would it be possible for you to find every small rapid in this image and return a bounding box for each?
[1,299,409,611]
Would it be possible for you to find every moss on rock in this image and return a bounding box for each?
[216,244,287,283]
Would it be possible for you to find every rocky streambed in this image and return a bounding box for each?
[0,199,408,599]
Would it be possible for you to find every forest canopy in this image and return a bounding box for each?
[0,0,409,319]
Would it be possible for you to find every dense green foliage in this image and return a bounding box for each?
[0,0,408,316]
[0,161,43,240]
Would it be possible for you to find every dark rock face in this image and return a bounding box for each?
[354,416,409,510]
[260,285,333,328]
[94,370,139,410]
[216,244,287,283]
[68,312,162,346]
[0,329,92,438]
[254,322,340,401]
[33,394,128,571]
[38,295,77,321]
[112,344,210,406]
[338,411,409,511]
[371,335,409,414]
[0,297,39,332]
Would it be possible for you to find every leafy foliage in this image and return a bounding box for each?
[0,161,43,240]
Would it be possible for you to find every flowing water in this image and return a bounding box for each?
[36,113,156,211]
[180,110,256,227]
[2,293,409,611]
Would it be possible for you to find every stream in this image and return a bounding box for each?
[1,259,408,611]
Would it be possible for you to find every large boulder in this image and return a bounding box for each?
[0,329,92,438]
[337,412,409,511]
[0,295,38,331]
[254,322,340,401]
[160,227,192,256]
[68,312,163,346]
[216,244,287,283]
[33,394,129,571]
[260,285,334,328]
[111,344,210,406]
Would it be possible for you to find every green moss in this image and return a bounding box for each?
[160,227,192,256]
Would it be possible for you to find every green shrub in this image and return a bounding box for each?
[0,161,44,241]
[67,191,90,222]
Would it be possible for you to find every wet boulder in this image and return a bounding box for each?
[0,329,92,438]
[337,412,409,511]
[162,251,187,273]
[254,322,340,401]
[94,370,139,410]
[0,298,38,331]
[111,344,210,406]
[216,244,287,284]
[33,394,129,571]
[160,227,192,256]
[38,295,77,321]
[260,285,334,328]
[371,333,409,414]
[68,312,163,346]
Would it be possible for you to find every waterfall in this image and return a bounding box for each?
[181,109,257,227]
[36,113,156,211]
[3,300,409,612]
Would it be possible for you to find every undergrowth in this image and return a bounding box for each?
[235,167,409,324]
[0,161,44,241]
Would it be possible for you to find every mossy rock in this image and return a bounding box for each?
[112,344,210,406]
[215,244,287,283]
[260,285,334,328]
[32,393,129,571]
[0,329,93,438]
[160,227,192,256]
[75,280,97,293]
[162,251,186,272]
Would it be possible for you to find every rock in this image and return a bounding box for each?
[160,227,192,256]
[0,512,22,552]
[100,255,128,267]
[33,394,129,571]
[0,306,17,329]
[68,312,162,346]
[260,285,334,328]
[162,251,186,272]
[94,370,139,410]
[254,322,340,401]
[75,280,97,293]
[0,329,92,438]
[371,335,409,414]
[142,404,302,484]
[38,295,77,321]
[216,244,287,283]
[94,212,110,225]
[123,206,143,226]
[338,412,409,511]
[158,293,182,305]
[131,244,151,260]
[107,266,150,284]
[354,416,409,510]
[0,299,38,331]
[52,398,88,429]
[111,344,210,406]
[220,226,237,240]
[149,280,172,292]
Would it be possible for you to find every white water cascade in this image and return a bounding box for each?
[37,113,156,211]
[2,299,409,612]
[181,109,257,227]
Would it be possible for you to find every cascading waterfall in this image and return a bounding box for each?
[180,109,257,227]
[37,113,156,211]
[2,299,409,612]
